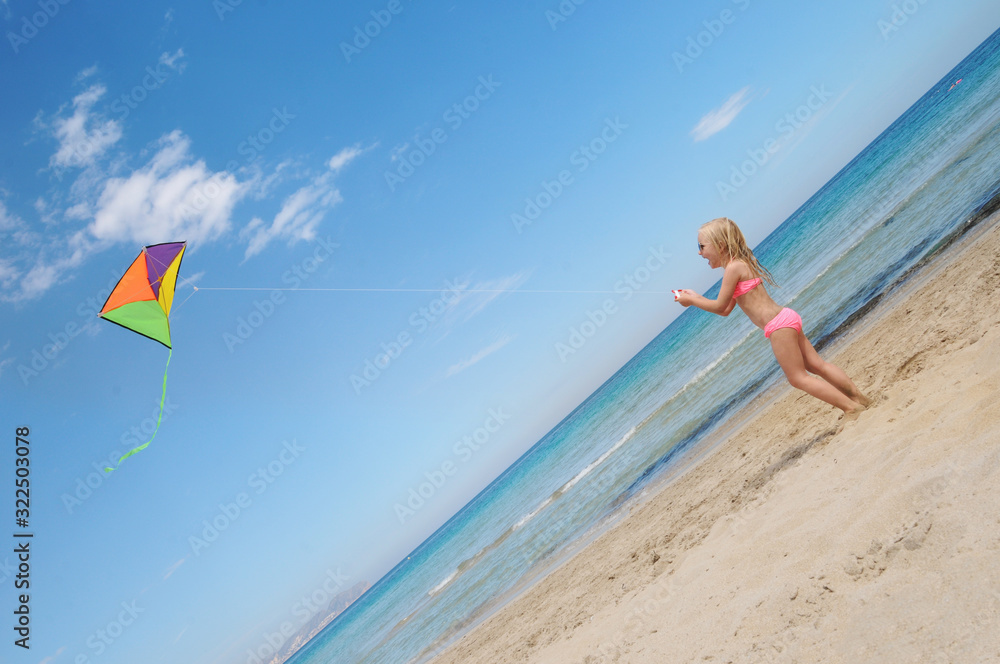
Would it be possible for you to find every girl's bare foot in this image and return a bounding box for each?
[850,391,872,408]
[836,403,867,434]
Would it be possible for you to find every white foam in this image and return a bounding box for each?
[562,425,637,493]
[510,425,639,536]
[662,330,754,405]
[428,570,457,596]
[512,495,554,531]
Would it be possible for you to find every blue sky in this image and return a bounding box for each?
[2,1,998,662]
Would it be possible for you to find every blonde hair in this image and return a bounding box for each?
[700,217,778,288]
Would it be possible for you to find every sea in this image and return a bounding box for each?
[288,28,1000,664]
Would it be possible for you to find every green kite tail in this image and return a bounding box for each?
[105,349,172,473]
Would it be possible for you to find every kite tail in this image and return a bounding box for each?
[105,349,172,473]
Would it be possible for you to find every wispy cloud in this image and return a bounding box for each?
[0,198,37,250]
[12,235,91,302]
[444,334,514,378]
[413,270,533,352]
[0,341,14,380]
[182,270,205,286]
[450,270,532,324]
[74,65,99,83]
[240,171,341,259]
[163,558,186,580]
[240,145,368,259]
[159,47,187,73]
[172,625,189,644]
[390,269,533,353]
[2,190,85,302]
[328,144,365,173]
[0,187,95,302]
[691,86,753,142]
[0,257,16,291]
[765,84,854,171]
[389,142,411,162]
[41,84,123,169]
[37,646,67,664]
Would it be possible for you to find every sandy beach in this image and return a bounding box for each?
[431,211,1000,664]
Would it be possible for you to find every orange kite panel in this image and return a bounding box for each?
[99,252,156,315]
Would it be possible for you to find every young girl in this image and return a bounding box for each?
[675,217,870,427]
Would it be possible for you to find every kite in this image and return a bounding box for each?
[98,241,186,472]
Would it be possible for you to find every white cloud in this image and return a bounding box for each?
[74,65,99,83]
[240,146,366,259]
[36,646,67,664]
[11,79,366,301]
[7,233,91,302]
[241,172,341,259]
[158,47,186,73]
[172,625,189,645]
[46,84,123,169]
[64,200,92,221]
[252,159,294,200]
[0,200,28,293]
[0,208,95,300]
[0,198,37,248]
[421,269,532,345]
[33,196,59,226]
[0,341,12,381]
[163,558,186,580]
[444,334,514,378]
[389,142,411,162]
[19,263,59,297]
[453,270,532,322]
[0,198,22,231]
[90,130,249,246]
[0,258,18,289]
[328,145,363,173]
[10,87,249,300]
[764,84,854,172]
[691,86,753,142]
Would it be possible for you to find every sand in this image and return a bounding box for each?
[430,212,1000,664]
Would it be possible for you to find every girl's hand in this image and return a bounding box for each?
[675,289,695,307]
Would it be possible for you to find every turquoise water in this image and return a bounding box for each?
[291,29,1000,664]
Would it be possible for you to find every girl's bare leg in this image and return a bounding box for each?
[795,332,872,406]
[769,328,864,413]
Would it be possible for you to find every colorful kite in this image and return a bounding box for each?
[99,241,186,472]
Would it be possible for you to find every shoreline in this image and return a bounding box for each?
[429,210,1000,663]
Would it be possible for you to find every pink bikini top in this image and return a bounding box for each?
[732,278,762,299]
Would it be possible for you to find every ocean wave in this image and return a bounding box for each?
[560,425,636,493]
[425,426,640,598]
[643,330,754,417]
[513,495,554,531]
[428,570,457,596]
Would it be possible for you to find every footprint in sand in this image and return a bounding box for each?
[842,512,933,580]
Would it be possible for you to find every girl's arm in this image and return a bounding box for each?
[677,264,740,315]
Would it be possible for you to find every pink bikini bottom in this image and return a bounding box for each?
[764,307,803,339]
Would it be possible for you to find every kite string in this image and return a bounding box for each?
[161,254,203,311]
[190,287,676,294]
[174,287,199,311]
[175,269,201,292]
[104,348,172,473]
